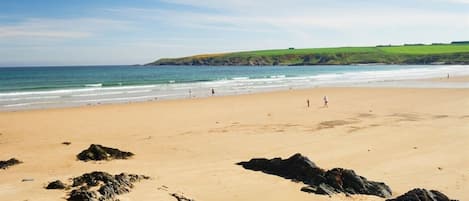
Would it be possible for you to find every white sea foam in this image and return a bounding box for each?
[232,77,249,80]
[270,75,286,78]
[84,83,103,87]
[0,95,61,102]
[72,94,179,103]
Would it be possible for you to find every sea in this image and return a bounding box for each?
[1,65,469,111]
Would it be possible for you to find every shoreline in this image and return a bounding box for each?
[1,74,469,113]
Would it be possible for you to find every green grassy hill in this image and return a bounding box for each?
[147,44,469,66]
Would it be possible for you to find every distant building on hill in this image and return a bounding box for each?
[451,41,469,45]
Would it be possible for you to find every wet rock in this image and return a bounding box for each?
[386,188,458,201]
[238,153,392,198]
[46,180,67,189]
[170,193,195,201]
[77,144,134,161]
[0,158,21,169]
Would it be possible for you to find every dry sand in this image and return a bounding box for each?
[0,87,468,201]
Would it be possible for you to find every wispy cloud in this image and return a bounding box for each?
[0,18,130,39]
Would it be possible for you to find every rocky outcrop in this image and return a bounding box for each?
[46,180,67,189]
[0,158,21,169]
[77,144,134,161]
[46,171,148,201]
[238,153,392,198]
[386,188,458,201]
[170,193,195,201]
[71,171,149,201]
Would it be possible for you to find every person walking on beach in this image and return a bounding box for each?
[306,99,310,108]
[323,96,328,108]
[189,89,192,98]
[211,88,215,96]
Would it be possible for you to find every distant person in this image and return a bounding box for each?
[323,96,328,108]
[189,89,192,98]
[211,88,215,96]
[447,73,450,79]
[306,99,310,108]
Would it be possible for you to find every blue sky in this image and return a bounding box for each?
[0,0,468,66]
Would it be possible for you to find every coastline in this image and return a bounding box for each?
[1,65,469,112]
[1,86,468,200]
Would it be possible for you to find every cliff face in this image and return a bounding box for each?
[146,45,469,66]
[148,53,469,66]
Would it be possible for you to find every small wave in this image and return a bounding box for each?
[0,95,60,102]
[270,75,286,78]
[232,77,250,80]
[85,83,103,87]
[3,101,55,107]
[168,80,176,83]
[0,84,159,97]
[72,95,159,103]
[126,90,152,94]
[3,103,32,107]
[72,91,124,97]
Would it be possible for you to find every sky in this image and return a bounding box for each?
[0,0,468,66]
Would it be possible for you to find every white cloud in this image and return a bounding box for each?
[0,18,129,39]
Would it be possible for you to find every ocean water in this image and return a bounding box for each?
[1,65,469,111]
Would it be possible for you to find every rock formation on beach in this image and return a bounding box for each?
[237,153,392,198]
[0,158,22,169]
[46,180,67,190]
[45,171,149,201]
[386,188,458,201]
[77,144,134,161]
[171,193,195,201]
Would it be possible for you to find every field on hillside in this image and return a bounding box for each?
[149,44,469,66]
[228,44,469,57]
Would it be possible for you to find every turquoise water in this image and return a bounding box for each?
[1,65,468,110]
[0,65,424,92]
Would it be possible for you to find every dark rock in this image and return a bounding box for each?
[68,187,99,201]
[238,153,392,198]
[170,193,195,201]
[0,158,22,169]
[46,180,67,189]
[237,153,326,184]
[77,144,134,161]
[386,188,458,201]
[62,142,72,145]
[70,171,149,201]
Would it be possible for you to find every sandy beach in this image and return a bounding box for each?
[0,86,468,201]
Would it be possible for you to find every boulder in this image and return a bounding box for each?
[0,158,21,169]
[386,188,458,201]
[237,153,326,184]
[77,144,134,161]
[238,153,392,198]
[68,187,98,201]
[46,180,67,189]
[45,171,148,201]
[71,171,149,200]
